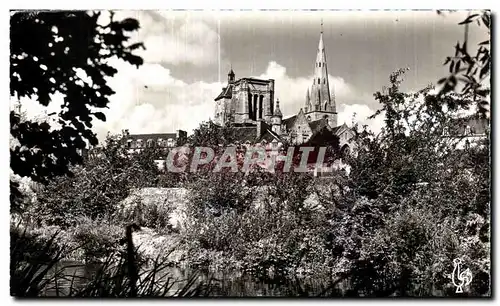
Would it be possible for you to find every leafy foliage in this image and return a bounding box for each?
[32,131,160,227]
[10,224,65,297]
[10,10,143,209]
[331,69,490,296]
[188,120,237,147]
[437,10,490,117]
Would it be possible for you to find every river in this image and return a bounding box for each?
[41,260,346,297]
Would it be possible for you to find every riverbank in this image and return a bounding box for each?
[16,219,342,280]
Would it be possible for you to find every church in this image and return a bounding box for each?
[213,24,354,154]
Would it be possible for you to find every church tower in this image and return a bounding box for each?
[304,21,337,127]
[271,99,283,135]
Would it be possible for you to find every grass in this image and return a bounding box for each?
[10,224,212,297]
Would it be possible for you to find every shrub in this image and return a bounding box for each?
[10,224,65,297]
[71,218,123,263]
[113,194,174,231]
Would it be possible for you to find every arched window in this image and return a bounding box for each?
[253,94,259,120]
[318,78,320,84]
[323,78,326,84]
[318,62,321,67]
[465,125,472,135]
[259,95,264,119]
[248,92,253,119]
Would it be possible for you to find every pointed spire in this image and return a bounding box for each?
[308,20,330,112]
[274,98,283,117]
[318,30,324,52]
[305,88,311,111]
[228,65,235,84]
[330,86,336,112]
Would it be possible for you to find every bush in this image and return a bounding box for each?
[71,218,123,263]
[10,224,65,297]
[113,194,174,231]
[180,169,335,277]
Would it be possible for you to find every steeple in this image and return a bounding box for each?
[305,88,311,112]
[311,21,330,108]
[271,99,283,135]
[303,20,338,126]
[273,99,283,118]
[228,65,235,84]
[331,87,336,113]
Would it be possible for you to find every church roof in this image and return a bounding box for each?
[305,122,353,147]
[308,118,329,133]
[447,114,489,135]
[126,133,178,141]
[232,126,258,142]
[230,124,283,144]
[329,123,353,137]
[273,100,283,117]
[214,85,233,101]
[260,129,281,142]
[306,126,339,146]
[282,115,297,130]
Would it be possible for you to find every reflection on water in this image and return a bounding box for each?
[43,261,345,297]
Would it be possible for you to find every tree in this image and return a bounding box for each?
[32,131,160,227]
[337,69,490,296]
[436,10,490,118]
[10,11,144,211]
[187,120,237,147]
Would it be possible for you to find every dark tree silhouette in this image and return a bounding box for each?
[187,120,237,147]
[10,11,144,210]
[436,10,490,117]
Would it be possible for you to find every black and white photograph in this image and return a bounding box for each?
[9,7,491,298]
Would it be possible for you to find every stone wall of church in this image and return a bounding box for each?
[305,111,337,127]
[232,79,274,124]
[289,115,313,145]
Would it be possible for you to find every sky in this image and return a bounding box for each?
[16,10,489,140]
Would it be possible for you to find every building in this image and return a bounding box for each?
[303,23,337,125]
[214,71,276,126]
[213,23,355,153]
[443,114,489,150]
[124,130,188,153]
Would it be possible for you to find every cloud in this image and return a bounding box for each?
[113,11,221,66]
[91,59,222,140]
[14,59,383,143]
[254,61,383,133]
[254,61,353,117]
[337,104,385,134]
[91,60,384,141]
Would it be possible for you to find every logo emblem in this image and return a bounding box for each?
[452,258,473,293]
